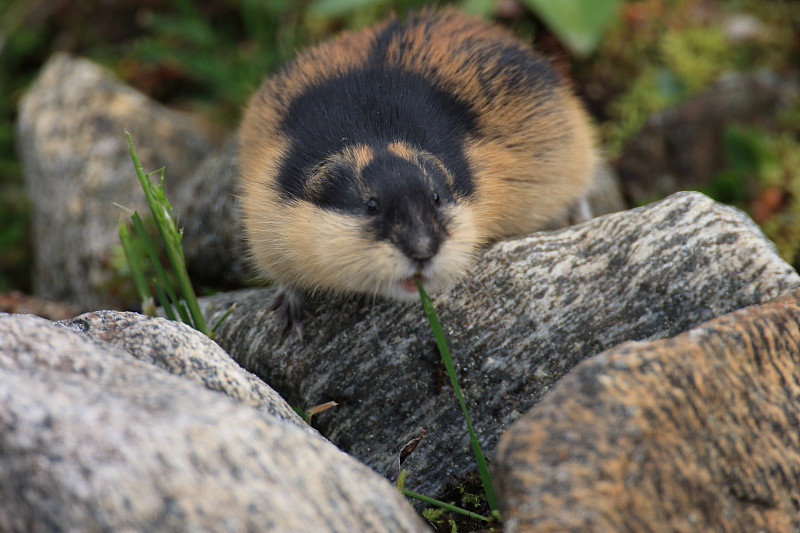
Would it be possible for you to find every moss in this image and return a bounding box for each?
[660,26,736,92]
[754,133,800,263]
[601,22,739,157]
[603,66,680,155]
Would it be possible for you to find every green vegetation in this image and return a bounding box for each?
[709,124,800,263]
[406,489,489,523]
[603,25,737,156]
[522,0,620,58]
[119,132,233,337]
[416,280,498,514]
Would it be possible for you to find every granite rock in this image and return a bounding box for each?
[173,136,249,289]
[60,310,304,426]
[15,53,215,310]
[200,191,800,500]
[495,288,800,532]
[0,312,429,533]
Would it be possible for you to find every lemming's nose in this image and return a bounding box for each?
[401,230,439,269]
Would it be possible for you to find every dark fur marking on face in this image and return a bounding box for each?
[276,65,479,203]
[360,152,450,261]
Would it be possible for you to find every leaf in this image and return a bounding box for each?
[307,0,385,17]
[387,429,426,483]
[723,124,780,176]
[402,489,490,522]
[306,400,338,423]
[521,0,620,57]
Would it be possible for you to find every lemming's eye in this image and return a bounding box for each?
[367,198,379,214]
[433,192,441,205]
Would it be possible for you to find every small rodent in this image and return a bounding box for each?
[238,8,597,334]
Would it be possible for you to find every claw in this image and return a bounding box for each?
[269,287,309,340]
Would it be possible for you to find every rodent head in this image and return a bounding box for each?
[287,141,479,300]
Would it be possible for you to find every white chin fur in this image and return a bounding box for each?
[382,283,422,301]
[376,261,463,302]
[381,277,441,301]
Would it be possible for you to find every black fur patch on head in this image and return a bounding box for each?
[304,160,363,211]
[359,151,451,263]
[276,65,478,203]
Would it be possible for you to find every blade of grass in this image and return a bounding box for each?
[125,131,207,334]
[402,489,489,522]
[173,298,193,327]
[130,211,186,322]
[416,280,499,512]
[210,303,236,335]
[153,279,177,321]
[119,220,154,314]
[159,213,207,333]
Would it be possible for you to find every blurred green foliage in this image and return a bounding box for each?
[522,0,620,58]
[603,25,738,157]
[2,0,800,293]
[711,123,800,264]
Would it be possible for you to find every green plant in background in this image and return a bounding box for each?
[0,185,29,292]
[119,131,231,337]
[124,0,295,121]
[124,0,432,123]
[521,0,620,58]
[602,23,737,157]
[0,2,50,292]
[711,124,800,264]
[758,134,800,265]
[660,26,733,93]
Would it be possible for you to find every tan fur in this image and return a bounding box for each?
[238,8,597,301]
[386,141,459,195]
[241,190,478,300]
[465,87,597,239]
[386,140,417,162]
[303,145,374,200]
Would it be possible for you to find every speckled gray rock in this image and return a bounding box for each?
[60,310,304,426]
[16,52,215,310]
[495,288,800,533]
[174,136,249,289]
[0,312,429,533]
[200,191,800,500]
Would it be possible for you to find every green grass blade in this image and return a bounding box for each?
[402,489,489,521]
[125,131,207,334]
[416,281,499,512]
[172,298,193,326]
[210,303,236,336]
[126,131,162,220]
[163,234,207,333]
[119,220,153,313]
[153,279,177,321]
[131,212,181,312]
